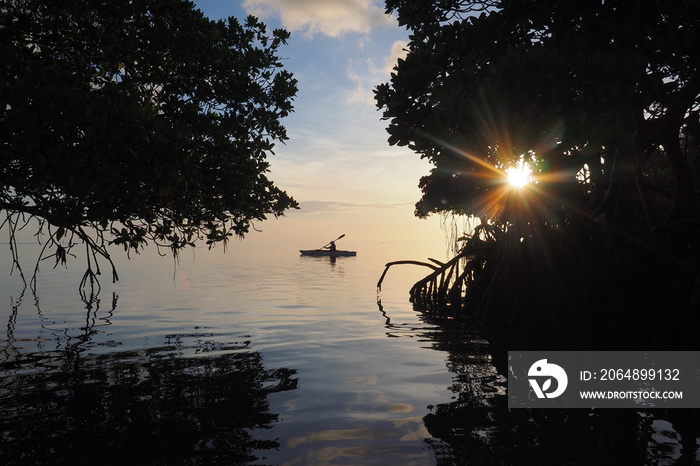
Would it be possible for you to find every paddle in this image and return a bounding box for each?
[321,234,345,249]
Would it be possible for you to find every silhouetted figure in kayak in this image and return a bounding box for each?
[328,241,336,251]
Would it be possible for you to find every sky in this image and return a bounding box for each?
[193,0,451,245]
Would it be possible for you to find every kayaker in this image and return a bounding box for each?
[329,241,336,251]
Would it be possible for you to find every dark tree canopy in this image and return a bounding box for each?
[376,0,700,232]
[376,0,700,350]
[1,0,298,290]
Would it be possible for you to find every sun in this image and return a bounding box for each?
[506,162,533,188]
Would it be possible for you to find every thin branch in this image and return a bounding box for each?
[377,260,439,292]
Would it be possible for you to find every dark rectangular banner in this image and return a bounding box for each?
[508,351,700,408]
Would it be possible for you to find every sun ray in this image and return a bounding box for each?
[419,132,592,228]
[506,163,532,188]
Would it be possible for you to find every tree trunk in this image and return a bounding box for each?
[663,128,698,222]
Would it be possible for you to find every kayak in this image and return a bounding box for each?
[299,249,357,257]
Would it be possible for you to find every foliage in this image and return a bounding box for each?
[376,0,700,349]
[1,0,298,292]
[376,0,700,229]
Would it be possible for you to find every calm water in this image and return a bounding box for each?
[0,241,694,464]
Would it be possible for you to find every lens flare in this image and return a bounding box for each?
[506,162,533,188]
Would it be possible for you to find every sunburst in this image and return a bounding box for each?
[505,161,533,188]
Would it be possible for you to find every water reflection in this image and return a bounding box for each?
[384,303,700,465]
[4,288,117,359]
[1,294,298,465]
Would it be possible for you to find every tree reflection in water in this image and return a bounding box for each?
[382,303,700,465]
[0,293,298,465]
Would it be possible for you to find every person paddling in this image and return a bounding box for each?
[321,235,343,251]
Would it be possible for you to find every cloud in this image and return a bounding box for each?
[345,40,407,106]
[242,0,392,38]
[345,61,375,106]
[383,40,408,74]
[296,200,410,214]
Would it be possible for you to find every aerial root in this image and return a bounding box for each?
[377,254,471,310]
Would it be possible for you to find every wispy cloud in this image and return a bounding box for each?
[383,40,408,75]
[346,61,375,106]
[297,200,411,214]
[345,40,407,106]
[242,0,392,38]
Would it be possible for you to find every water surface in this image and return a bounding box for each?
[0,241,693,464]
[1,241,468,464]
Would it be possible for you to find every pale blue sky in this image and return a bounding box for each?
[194,0,448,244]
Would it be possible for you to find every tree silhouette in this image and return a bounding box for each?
[1,0,298,292]
[376,0,700,349]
